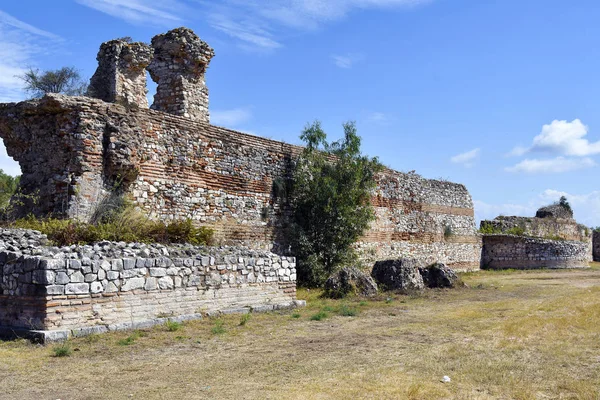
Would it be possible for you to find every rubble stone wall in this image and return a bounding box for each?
[0,229,298,336]
[593,231,600,262]
[481,235,592,269]
[0,94,481,271]
[481,215,590,242]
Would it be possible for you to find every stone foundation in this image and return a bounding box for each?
[481,235,591,270]
[0,230,300,342]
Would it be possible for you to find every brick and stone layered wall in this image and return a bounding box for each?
[481,215,590,242]
[0,94,481,271]
[0,229,298,336]
[481,235,592,270]
[593,231,600,262]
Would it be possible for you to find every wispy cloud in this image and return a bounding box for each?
[450,148,480,167]
[331,53,364,68]
[0,10,63,102]
[75,0,183,26]
[198,0,432,49]
[211,107,253,127]
[506,156,596,174]
[476,189,600,227]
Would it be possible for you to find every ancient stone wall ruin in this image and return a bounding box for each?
[0,94,481,271]
[480,206,592,269]
[593,231,600,262]
[87,39,153,107]
[481,235,591,270]
[0,27,482,339]
[0,229,299,341]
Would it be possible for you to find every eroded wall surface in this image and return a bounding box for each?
[481,235,591,269]
[0,94,481,270]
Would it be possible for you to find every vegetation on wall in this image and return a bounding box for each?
[289,121,382,287]
[0,170,20,211]
[18,66,88,98]
[6,200,213,247]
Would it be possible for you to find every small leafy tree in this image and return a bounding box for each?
[290,121,382,287]
[0,170,20,211]
[18,67,87,98]
[558,195,572,213]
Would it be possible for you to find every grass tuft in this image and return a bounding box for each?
[52,342,72,357]
[165,321,182,332]
[211,319,226,335]
[310,311,329,321]
[239,314,251,326]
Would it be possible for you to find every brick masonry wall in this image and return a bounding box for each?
[481,235,592,270]
[0,241,297,333]
[0,94,481,271]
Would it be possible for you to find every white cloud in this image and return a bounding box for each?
[0,11,63,102]
[505,156,596,174]
[207,14,282,50]
[75,0,183,26]
[476,190,600,227]
[510,119,600,157]
[211,107,253,127]
[474,199,536,225]
[198,0,431,49]
[331,53,364,68]
[450,148,480,167]
[0,10,62,40]
[0,143,20,176]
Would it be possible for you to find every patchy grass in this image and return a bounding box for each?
[1,267,600,399]
[164,321,182,332]
[51,342,72,358]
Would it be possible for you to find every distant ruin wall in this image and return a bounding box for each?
[481,215,590,242]
[0,94,481,271]
[0,229,298,339]
[593,231,600,262]
[481,235,591,270]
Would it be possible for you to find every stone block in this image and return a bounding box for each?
[65,283,90,294]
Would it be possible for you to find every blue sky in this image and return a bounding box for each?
[2,0,600,226]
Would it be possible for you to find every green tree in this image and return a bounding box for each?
[559,195,572,212]
[0,170,20,211]
[19,67,87,98]
[290,121,382,287]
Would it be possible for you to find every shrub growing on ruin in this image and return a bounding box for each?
[0,170,19,212]
[8,209,214,246]
[290,121,382,287]
[18,66,88,98]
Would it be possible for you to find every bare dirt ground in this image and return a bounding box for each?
[1,265,600,400]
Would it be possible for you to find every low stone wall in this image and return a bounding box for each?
[593,231,600,262]
[481,235,592,270]
[0,229,300,341]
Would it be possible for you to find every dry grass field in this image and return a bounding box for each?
[1,265,600,400]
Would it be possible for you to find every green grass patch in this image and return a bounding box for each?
[291,312,302,319]
[337,304,358,317]
[239,314,251,326]
[165,321,182,332]
[310,311,329,321]
[51,342,72,357]
[211,320,226,335]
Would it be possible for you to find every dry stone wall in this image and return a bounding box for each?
[481,235,591,269]
[0,228,299,341]
[0,94,481,271]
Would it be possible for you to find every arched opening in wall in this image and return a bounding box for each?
[146,71,157,108]
[0,140,22,177]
